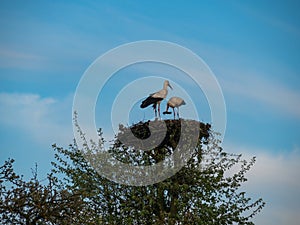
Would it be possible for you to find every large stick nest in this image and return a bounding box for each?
[115,119,211,151]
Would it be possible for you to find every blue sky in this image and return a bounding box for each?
[0,1,300,224]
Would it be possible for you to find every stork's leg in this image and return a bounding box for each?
[177,107,180,119]
[173,108,175,120]
[158,103,161,118]
[166,104,169,112]
[152,103,158,118]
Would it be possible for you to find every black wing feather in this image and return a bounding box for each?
[140,96,163,108]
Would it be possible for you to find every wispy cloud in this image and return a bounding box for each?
[224,142,300,225]
[0,48,47,70]
[0,92,73,145]
[234,1,300,38]
[221,73,300,119]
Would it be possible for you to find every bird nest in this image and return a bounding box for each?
[115,119,211,151]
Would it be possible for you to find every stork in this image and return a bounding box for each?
[163,97,186,119]
[140,80,173,118]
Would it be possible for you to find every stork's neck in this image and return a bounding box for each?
[163,82,168,90]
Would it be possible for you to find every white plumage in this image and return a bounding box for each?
[163,97,186,119]
[140,80,172,118]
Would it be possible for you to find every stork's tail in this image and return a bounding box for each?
[140,96,163,108]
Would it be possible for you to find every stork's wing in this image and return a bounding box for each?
[140,96,163,108]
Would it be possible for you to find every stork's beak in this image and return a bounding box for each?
[168,84,173,90]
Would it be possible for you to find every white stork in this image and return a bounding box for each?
[163,96,186,119]
[140,80,173,118]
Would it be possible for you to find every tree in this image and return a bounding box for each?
[1,118,265,224]
[50,118,265,224]
[0,159,86,225]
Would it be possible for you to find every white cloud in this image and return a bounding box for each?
[0,92,73,146]
[223,142,300,225]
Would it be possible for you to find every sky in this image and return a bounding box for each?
[0,0,300,224]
